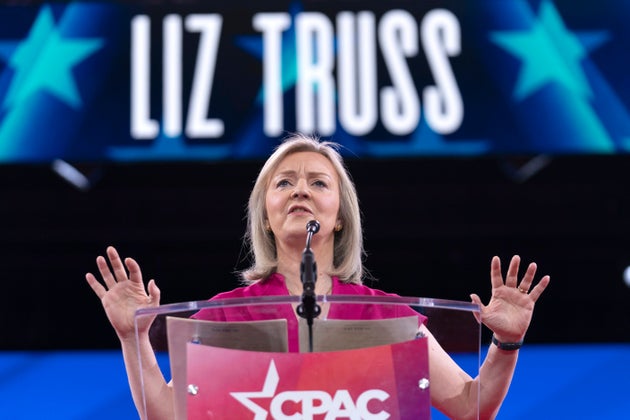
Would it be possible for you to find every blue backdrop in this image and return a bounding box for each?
[1,345,628,419]
[2,0,630,162]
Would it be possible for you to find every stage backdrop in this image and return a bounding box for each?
[0,0,629,352]
[1,0,630,163]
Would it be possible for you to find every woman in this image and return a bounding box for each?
[86,134,550,419]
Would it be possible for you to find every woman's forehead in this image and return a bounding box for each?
[272,151,338,177]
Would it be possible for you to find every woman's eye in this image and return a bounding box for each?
[313,180,327,188]
[276,179,291,188]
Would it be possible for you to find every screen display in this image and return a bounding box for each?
[0,0,628,163]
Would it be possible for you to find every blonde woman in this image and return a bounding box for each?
[87,134,550,419]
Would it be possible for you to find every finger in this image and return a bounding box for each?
[517,262,537,292]
[96,255,117,290]
[528,275,550,302]
[469,293,485,307]
[469,293,485,321]
[147,279,161,306]
[86,272,107,299]
[490,256,504,290]
[505,255,521,288]
[107,246,129,282]
[124,257,143,285]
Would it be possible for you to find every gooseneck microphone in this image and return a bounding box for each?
[296,220,321,352]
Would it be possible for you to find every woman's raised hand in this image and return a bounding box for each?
[470,255,550,343]
[86,246,160,340]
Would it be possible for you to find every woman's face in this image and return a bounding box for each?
[265,151,341,245]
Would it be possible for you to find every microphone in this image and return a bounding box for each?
[305,219,320,243]
[296,220,321,351]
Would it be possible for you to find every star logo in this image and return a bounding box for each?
[490,0,609,101]
[236,1,303,106]
[230,360,280,420]
[0,5,104,110]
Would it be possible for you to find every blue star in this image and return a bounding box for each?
[0,5,103,110]
[490,0,608,101]
[236,1,303,104]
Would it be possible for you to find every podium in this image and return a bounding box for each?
[134,295,481,419]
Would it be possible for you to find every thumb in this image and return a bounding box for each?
[470,294,484,324]
[470,293,483,306]
[147,279,161,306]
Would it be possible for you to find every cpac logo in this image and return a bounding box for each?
[231,360,391,420]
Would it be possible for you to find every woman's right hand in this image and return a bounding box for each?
[86,246,161,341]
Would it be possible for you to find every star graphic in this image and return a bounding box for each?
[490,0,608,101]
[230,360,280,420]
[0,5,103,110]
[236,1,303,105]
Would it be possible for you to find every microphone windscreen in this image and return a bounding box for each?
[306,220,320,234]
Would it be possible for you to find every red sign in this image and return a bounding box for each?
[186,338,429,419]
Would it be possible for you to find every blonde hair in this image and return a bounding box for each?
[241,134,364,284]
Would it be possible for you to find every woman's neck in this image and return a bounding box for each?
[276,239,334,296]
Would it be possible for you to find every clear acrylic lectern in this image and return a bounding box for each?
[134,295,481,419]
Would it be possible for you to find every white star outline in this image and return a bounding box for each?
[230,360,280,420]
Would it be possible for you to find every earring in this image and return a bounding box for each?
[334,224,343,232]
[265,221,272,232]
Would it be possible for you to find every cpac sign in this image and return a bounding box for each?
[130,8,462,140]
[231,361,391,420]
[184,338,430,420]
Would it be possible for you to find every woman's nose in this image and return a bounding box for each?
[291,179,310,198]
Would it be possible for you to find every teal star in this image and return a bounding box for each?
[0,6,103,110]
[236,1,302,104]
[490,0,608,101]
[237,32,298,105]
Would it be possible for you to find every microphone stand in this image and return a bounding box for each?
[296,220,321,352]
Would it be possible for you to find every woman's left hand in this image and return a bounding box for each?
[470,255,550,343]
